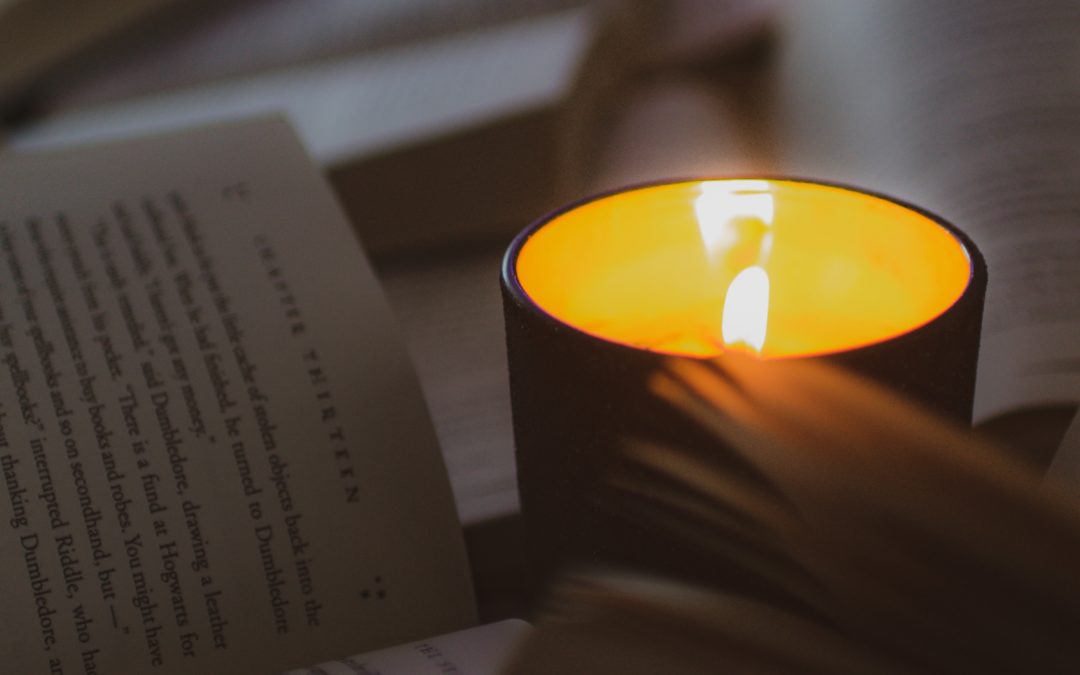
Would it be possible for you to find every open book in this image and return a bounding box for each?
[503,355,1080,673]
[0,117,507,673]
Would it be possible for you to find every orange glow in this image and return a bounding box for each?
[514,179,971,358]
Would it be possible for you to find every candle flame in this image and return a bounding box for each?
[694,180,775,258]
[722,265,770,353]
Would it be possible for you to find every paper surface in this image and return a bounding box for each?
[378,247,519,524]
[284,619,530,675]
[0,117,474,673]
[775,0,1080,421]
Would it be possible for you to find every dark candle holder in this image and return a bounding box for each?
[501,178,987,592]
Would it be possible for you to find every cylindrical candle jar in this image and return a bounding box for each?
[501,178,986,589]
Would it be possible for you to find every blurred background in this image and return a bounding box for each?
[2,0,1079,618]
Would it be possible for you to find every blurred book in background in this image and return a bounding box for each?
[769,1,1080,464]
[20,0,588,111]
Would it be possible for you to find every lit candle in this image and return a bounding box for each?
[512,179,972,360]
[501,178,986,586]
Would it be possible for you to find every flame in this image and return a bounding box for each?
[722,265,770,353]
[694,180,775,257]
[695,181,774,354]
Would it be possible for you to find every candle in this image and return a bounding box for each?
[513,178,972,359]
[501,178,986,588]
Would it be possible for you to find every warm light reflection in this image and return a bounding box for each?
[693,180,775,257]
[722,266,770,353]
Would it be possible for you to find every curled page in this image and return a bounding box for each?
[0,117,475,674]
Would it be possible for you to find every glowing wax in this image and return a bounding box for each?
[515,179,971,358]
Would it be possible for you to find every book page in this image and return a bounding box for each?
[774,0,1080,421]
[284,619,530,675]
[378,248,520,524]
[0,117,475,674]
